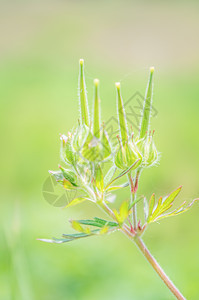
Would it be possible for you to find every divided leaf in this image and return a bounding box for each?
[147,187,198,223]
[39,217,119,244]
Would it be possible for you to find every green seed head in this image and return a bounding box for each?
[136,131,159,168]
[115,135,142,170]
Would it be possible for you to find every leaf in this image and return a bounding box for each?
[100,226,109,234]
[155,198,198,221]
[162,186,182,209]
[114,201,129,224]
[77,217,118,228]
[39,216,120,244]
[71,220,85,232]
[79,59,90,126]
[148,193,155,219]
[147,186,188,223]
[139,67,154,139]
[38,230,100,244]
[115,82,128,145]
[105,159,141,190]
[65,197,86,208]
[95,165,104,192]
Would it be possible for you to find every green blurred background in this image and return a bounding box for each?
[1,1,199,299]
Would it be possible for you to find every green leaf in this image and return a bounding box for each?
[139,67,154,139]
[39,216,121,244]
[162,186,182,209]
[147,186,185,223]
[114,201,129,224]
[77,217,118,228]
[38,230,100,244]
[93,79,100,138]
[95,165,104,192]
[147,193,155,220]
[65,197,86,208]
[115,82,128,146]
[79,59,90,126]
[71,220,85,232]
[154,198,198,221]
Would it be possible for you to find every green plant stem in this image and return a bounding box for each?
[133,236,186,300]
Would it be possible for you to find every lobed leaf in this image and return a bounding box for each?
[146,186,196,223]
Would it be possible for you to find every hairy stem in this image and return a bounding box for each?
[134,236,186,300]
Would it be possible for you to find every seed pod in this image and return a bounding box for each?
[115,137,142,170]
[139,67,154,139]
[80,127,111,162]
[115,82,128,146]
[93,79,101,139]
[49,167,78,190]
[72,123,89,152]
[136,132,159,168]
[60,133,76,165]
[79,59,90,126]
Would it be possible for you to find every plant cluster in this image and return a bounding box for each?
[40,59,197,300]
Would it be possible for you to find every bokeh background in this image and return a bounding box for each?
[1,1,199,299]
